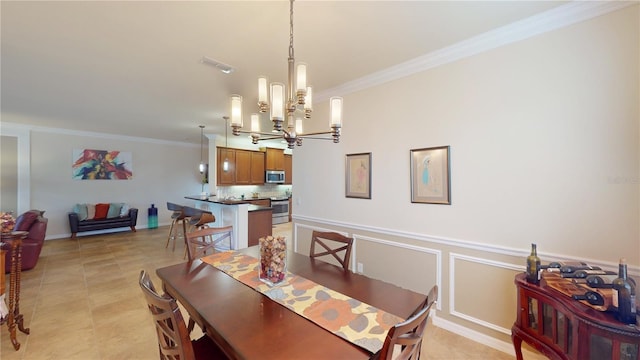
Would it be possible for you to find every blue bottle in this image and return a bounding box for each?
[148,204,158,229]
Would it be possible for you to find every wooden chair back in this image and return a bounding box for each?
[373,285,438,360]
[309,231,354,271]
[186,225,233,261]
[139,270,195,360]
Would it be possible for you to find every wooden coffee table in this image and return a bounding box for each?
[1,231,30,351]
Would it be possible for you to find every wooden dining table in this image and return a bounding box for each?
[156,246,425,360]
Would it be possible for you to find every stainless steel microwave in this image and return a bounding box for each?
[265,170,285,184]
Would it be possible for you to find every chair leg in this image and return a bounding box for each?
[166,219,176,249]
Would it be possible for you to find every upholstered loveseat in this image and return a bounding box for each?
[4,209,48,273]
[68,203,138,238]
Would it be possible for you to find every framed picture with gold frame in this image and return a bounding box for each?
[410,146,450,204]
[345,152,371,199]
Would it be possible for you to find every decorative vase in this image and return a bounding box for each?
[259,236,287,286]
[0,212,16,234]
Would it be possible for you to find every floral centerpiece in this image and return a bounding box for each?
[1,212,15,234]
[259,235,287,286]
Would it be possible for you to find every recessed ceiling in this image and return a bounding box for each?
[1,1,566,144]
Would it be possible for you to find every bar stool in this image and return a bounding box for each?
[183,207,215,232]
[165,202,187,251]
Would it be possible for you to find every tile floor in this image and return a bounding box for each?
[1,223,543,359]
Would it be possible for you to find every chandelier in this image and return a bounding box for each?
[230,0,343,149]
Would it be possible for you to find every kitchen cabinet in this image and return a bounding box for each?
[235,149,252,184]
[217,147,236,185]
[266,148,285,170]
[250,151,265,184]
[284,154,292,185]
[217,147,266,186]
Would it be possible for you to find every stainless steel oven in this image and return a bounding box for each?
[270,198,290,224]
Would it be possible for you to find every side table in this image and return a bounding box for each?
[512,272,639,360]
[0,231,30,351]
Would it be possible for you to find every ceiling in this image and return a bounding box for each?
[1,1,567,144]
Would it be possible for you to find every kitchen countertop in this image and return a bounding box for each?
[185,195,272,212]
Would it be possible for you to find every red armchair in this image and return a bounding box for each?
[3,210,47,273]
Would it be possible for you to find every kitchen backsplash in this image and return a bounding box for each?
[215,184,292,200]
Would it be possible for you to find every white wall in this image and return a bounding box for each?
[289,6,638,352]
[1,136,19,213]
[294,5,639,266]
[13,125,204,238]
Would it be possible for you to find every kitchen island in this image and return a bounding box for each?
[184,195,272,249]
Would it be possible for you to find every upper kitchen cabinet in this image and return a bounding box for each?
[265,148,285,170]
[217,147,236,185]
[217,147,265,186]
[284,154,292,185]
[251,151,265,184]
[235,149,252,185]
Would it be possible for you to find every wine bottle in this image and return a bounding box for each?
[526,243,541,284]
[549,261,586,269]
[612,258,637,324]
[572,291,606,306]
[559,264,601,273]
[583,274,617,288]
[561,269,616,279]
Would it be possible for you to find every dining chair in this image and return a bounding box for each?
[138,270,228,360]
[166,202,188,251]
[184,225,232,334]
[371,285,438,360]
[309,230,354,271]
[186,225,234,262]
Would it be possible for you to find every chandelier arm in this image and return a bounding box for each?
[255,136,284,141]
[298,136,335,140]
[231,129,285,138]
[298,130,333,137]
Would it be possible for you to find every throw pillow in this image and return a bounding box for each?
[14,211,39,231]
[107,203,123,219]
[73,204,88,221]
[95,203,110,220]
[87,204,96,220]
[120,203,130,217]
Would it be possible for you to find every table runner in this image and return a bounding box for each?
[202,250,404,354]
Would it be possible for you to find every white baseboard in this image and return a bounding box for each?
[432,312,541,359]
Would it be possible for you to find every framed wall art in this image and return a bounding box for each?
[345,152,371,199]
[410,146,450,204]
[72,149,133,180]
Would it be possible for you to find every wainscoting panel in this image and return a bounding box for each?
[291,216,638,356]
[449,253,522,335]
[353,233,441,306]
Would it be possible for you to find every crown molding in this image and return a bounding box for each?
[316,1,636,101]
[0,121,197,148]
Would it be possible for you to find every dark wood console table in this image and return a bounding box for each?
[512,273,639,360]
[0,231,31,351]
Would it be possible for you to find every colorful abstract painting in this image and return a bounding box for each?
[72,149,133,180]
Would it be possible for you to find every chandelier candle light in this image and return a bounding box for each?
[230,0,343,149]
[198,125,206,174]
